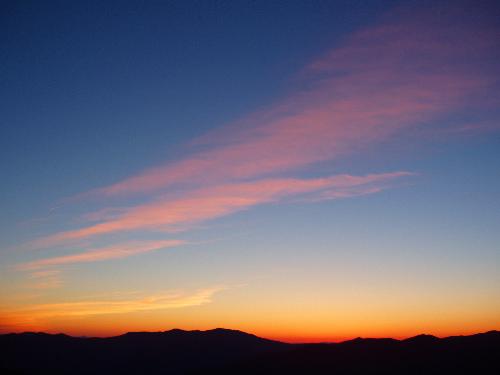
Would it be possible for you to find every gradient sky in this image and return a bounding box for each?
[1,0,500,342]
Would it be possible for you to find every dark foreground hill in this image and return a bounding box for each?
[0,328,288,374]
[217,330,500,374]
[1,329,499,374]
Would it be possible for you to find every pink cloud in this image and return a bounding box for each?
[19,240,184,270]
[21,3,498,259]
[87,7,498,198]
[32,172,411,248]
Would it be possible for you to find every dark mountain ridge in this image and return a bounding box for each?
[1,329,499,374]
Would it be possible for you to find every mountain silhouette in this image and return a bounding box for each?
[0,328,288,374]
[1,329,499,374]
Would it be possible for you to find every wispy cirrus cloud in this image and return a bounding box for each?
[18,240,184,270]
[20,3,499,267]
[0,287,224,330]
[84,5,498,198]
[31,172,411,249]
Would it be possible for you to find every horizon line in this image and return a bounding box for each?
[2,327,498,345]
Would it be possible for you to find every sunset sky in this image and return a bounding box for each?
[1,0,500,343]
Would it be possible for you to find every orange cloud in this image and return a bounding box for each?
[19,240,184,270]
[0,287,223,331]
[32,173,411,248]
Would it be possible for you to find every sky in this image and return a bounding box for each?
[1,0,500,343]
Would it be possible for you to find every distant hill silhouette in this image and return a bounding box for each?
[1,329,499,374]
[0,328,288,374]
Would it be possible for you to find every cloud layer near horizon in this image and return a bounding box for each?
[0,287,223,330]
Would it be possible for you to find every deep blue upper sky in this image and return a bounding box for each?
[1,1,398,213]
